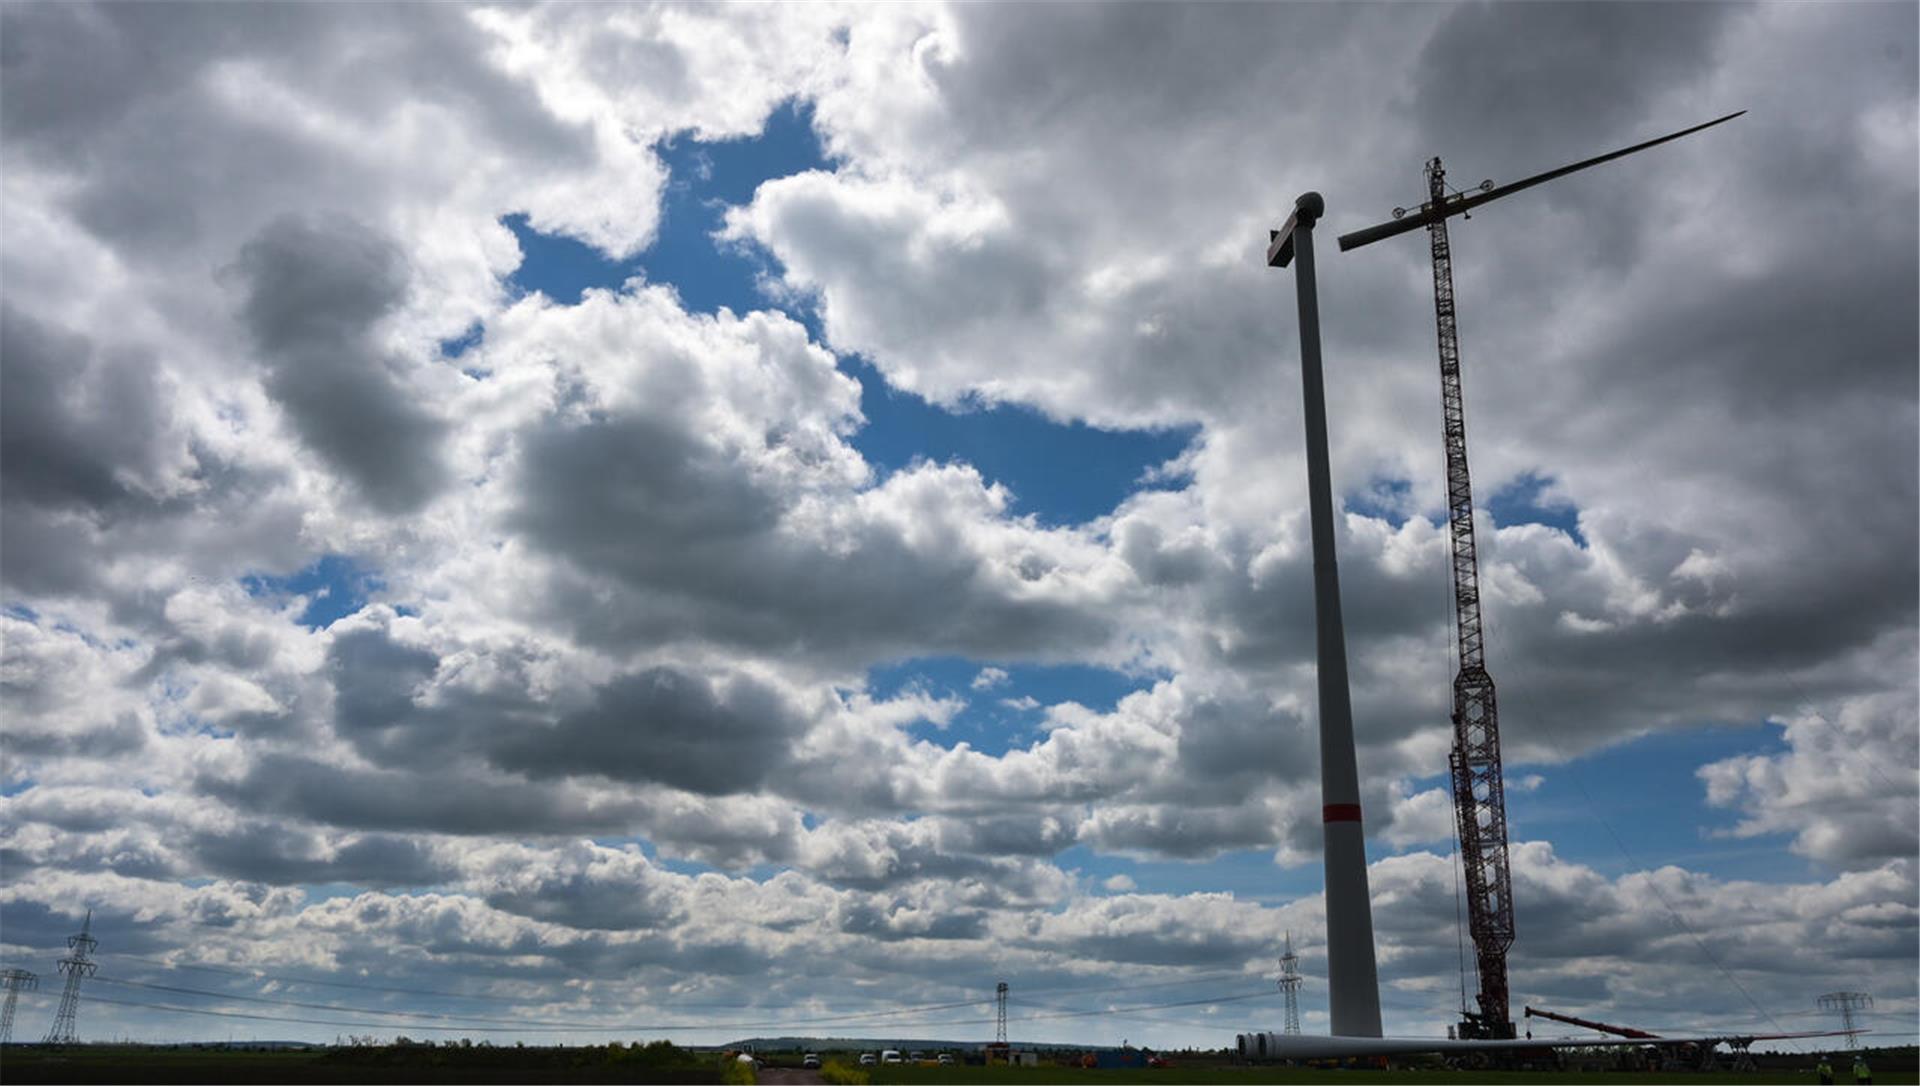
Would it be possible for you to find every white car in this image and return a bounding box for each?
[858,1053,877,1066]
[937,1053,954,1065]
[802,1054,821,1069]
[881,1049,903,1064]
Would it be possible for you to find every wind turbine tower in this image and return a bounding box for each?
[43,910,97,1045]
[1337,111,1742,1041]
[1278,933,1303,1035]
[1,968,38,1044]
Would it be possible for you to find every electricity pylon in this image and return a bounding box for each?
[43,910,97,1045]
[1278,933,1303,1035]
[1818,992,1873,1049]
[1,968,38,1044]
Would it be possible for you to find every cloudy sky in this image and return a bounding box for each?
[1,0,1914,1050]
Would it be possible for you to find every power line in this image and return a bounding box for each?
[1016,970,1251,997]
[86,994,532,1034]
[1005,989,1277,1025]
[111,955,610,1006]
[114,955,1257,1018]
[82,987,1280,1037]
[1010,992,1281,1034]
[90,979,996,1033]
[93,977,545,1027]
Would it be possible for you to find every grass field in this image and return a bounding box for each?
[5,1045,1908,1085]
[0,1043,713,1084]
[865,1066,1832,1086]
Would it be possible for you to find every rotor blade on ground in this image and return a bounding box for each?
[1249,1028,1853,1061]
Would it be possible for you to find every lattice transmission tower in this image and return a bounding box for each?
[1818,991,1873,1049]
[43,910,97,1045]
[995,981,1008,1045]
[1277,932,1302,1035]
[1,968,39,1044]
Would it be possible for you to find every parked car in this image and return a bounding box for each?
[881,1049,903,1064]
[937,1053,954,1065]
[802,1053,821,1069]
[858,1053,877,1066]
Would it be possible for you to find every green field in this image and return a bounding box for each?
[4,1045,1911,1085]
[0,1042,713,1084]
[866,1068,1831,1086]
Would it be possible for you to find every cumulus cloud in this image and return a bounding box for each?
[971,666,1009,690]
[233,215,451,513]
[489,667,811,795]
[1699,686,1920,869]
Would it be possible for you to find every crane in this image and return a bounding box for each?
[1337,111,1743,1040]
[1524,1005,1660,1041]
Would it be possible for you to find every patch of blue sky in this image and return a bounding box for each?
[850,355,1197,526]
[3,602,38,622]
[240,554,381,630]
[1,777,35,797]
[490,99,828,319]
[1346,476,1416,528]
[297,882,383,904]
[1402,721,1804,883]
[491,99,1194,528]
[171,712,235,742]
[867,656,1160,758]
[439,321,485,365]
[647,98,834,316]
[1487,470,1585,546]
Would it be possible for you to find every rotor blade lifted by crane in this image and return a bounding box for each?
[1336,112,1745,253]
[1336,112,1742,1042]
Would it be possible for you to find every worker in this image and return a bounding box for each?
[1817,1054,1834,1084]
[1852,1053,1871,1085]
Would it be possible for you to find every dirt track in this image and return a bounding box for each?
[756,1068,827,1085]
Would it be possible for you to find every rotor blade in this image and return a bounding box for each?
[1337,110,1745,252]
[1248,1028,1854,1061]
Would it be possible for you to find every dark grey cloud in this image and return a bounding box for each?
[186,823,455,889]
[489,667,808,796]
[1173,696,1308,787]
[837,900,987,942]
[329,625,441,734]
[0,711,147,764]
[1080,803,1280,860]
[483,869,683,933]
[197,753,647,837]
[0,899,183,959]
[1,3,590,256]
[0,304,230,603]
[1408,2,1737,169]
[1018,902,1273,970]
[0,304,176,514]
[510,408,1120,665]
[234,215,450,513]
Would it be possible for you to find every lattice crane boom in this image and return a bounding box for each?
[1424,153,1517,1040]
[1337,111,1743,1042]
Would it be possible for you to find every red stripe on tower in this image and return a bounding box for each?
[1323,803,1363,823]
